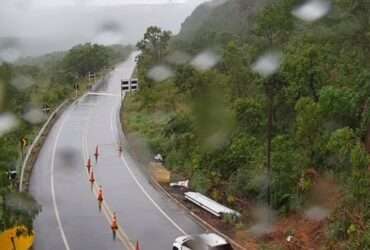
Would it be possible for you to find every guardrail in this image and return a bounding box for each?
[18,73,111,192]
[185,192,240,218]
[18,100,69,192]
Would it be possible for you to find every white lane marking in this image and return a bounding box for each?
[119,154,186,235]
[110,103,187,235]
[88,92,121,97]
[82,95,134,250]
[110,105,116,138]
[51,108,73,250]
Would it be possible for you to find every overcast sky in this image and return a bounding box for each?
[0,0,207,57]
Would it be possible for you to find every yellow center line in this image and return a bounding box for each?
[81,103,135,250]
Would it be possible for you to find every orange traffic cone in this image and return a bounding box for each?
[111,212,118,231]
[94,145,99,161]
[86,157,92,173]
[135,240,140,250]
[89,168,95,183]
[97,185,103,202]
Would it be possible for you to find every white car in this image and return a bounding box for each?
[173,233,233,250]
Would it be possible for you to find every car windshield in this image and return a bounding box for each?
[1,1,369,250]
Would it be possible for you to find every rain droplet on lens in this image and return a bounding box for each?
[11,75,35,91]
[147,65,174,82]
[0,38,21,63]
[0,48,20,63]
[304,206,330,221]
[165,50,191,65]
[59,147,79,167]
[249,223,274,237]
[23,107,47,124]
[292,0,331,22]
[0,80,5,111]
[92,21,125,45]
[251,51,282,77]
[190,50,220,71]
[0,113,18,136]
[248,204,276,237]
[5,192,41,215]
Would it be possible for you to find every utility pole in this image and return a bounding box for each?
[88,72,96,89]
[266,85,273,208]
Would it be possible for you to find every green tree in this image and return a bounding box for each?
[174,65,197,94]
[254,0,295,46]
[295,97,323,166]
[62,43,111,78]
[319,86,359,127]
[271,135,304,212]
[234,97,265,136]
[136,26,171,62]
[327,127,356,167]
[282,42,328,102]
[224,41,256,97]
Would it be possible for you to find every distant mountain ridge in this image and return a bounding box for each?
[0,2,206,57]
[176,0,269,45]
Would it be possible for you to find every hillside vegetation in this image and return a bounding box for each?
[125,0,370,248]
[0,43,131,234]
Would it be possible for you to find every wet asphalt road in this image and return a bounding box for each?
[29,53,204,250]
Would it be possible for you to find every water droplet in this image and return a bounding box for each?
[92,21,125,45]
[5,192,41,215]
[252,51,282,77]
[0,80,5,111]
[147,65,174,82]
[190,50,220,71]
[58,147,79,167]
[0,48,20,63]
[0,113,18,136]
[23,107,47,124]
[248,204,276,236]
[249,223,274,236]
[304,206,330,221]
[0,38,21,63]
[165,50,191,65]
[11,75,35,91]
[292,0,331,22]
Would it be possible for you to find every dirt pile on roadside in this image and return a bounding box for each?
[261,175,341,249]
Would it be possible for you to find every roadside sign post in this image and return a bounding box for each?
[121,80,130,98]
[74,82,79,98]
[20,137,28,155]
[130,79,138,92]
[42,104,50,114]
[89,72,96,90]
[121,78,139,98]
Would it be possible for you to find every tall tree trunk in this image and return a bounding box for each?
[361,99,370,153]
[266,83,274,207]
[309,56,319,102]
[366,124,370,153]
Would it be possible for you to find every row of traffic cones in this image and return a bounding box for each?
[89,144,123,164]
[85,145,141,248]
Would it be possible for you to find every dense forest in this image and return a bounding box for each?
[0,43,131,234]
[127,0,370,248]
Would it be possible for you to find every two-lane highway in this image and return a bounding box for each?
[29,53,204,250]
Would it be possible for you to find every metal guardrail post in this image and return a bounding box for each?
[19,99,69,192]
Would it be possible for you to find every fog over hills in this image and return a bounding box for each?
[0,0,207,57]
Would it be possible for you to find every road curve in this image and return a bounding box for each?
[29,53,204,250]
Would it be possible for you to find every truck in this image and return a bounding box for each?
[173,233,233,250]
